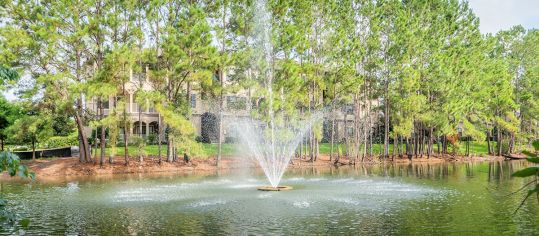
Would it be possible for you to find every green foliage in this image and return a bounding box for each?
[533,141,539,151]
[1,0,538,162]
[156,103,203,157]
[130,136,146,159]
[7,114,53,152]
[0,66,19,88]
[0,96,21,147]
[0,151,34,225]
[512,140,539,212]
[50,115,76,137]
[0,151,32,178]
[512,167,539,177]
[44,134,79,148]
[146,134,158,145]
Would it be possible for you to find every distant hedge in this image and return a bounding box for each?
[45,134,78,148]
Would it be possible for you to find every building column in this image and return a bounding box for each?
[146,122,150,137]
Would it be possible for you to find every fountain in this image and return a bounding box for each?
[233,0,320,191]
[234,116,318,190]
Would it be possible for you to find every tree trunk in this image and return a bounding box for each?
[123,125,129,165]
[363,75,369,161]
[217,69,224,167]
[393,133,398,159]
[78,132,85,163]
[314,137,319,162]
[155,10,161,165]
[158,114,162,164]
[414,125,421,158]
[442,135,447,154]
[330,97,336,161]
[427,127,433,159]
[32,139,36,160]
[497,127,502,156]
[398,135,403,157]
[167,132,173,162]
[383,82,390,159]
[138,97,143,162]
[486,130,492,155]
[465,136,469,156]
[420,124,425,158]
[310,129,314,162]
[94,107,99,159]
[75,112,91,163]
[100,99,106,166]
[405,138,412,159]
[437,136,441,154]
[354,94,361,163]
[508,132,515,154]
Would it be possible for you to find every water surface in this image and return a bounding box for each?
[1,161,538,235]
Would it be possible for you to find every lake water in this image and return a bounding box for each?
[1,160,538,235]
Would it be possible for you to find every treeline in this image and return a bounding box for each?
[0,0,538,165]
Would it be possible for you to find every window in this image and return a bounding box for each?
[114,96,124,107]
[101,98,110,109]
[342,104,354,115]
[347,127,354,136]
[133,121,147,135]
[190,94,196,108]
[148,104,156,113]
[226,96,246,110]
[149,122,159,134]
[213,71,220,82]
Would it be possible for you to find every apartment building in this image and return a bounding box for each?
[86,67,378,143]
[85,68,251,143]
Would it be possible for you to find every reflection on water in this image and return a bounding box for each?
[0,160,537,235]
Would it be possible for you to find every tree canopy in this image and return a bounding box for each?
[0,0,537,162]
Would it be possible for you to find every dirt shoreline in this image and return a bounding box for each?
[11,154,508,180]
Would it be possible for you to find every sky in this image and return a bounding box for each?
[2,1,539,101]
[467,0,539,34]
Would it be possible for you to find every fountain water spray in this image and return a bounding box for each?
[234,117,319,189]
[233,0,320,189]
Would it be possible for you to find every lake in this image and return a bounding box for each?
[1,160,538,235]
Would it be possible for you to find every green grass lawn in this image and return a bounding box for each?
[98,141,492,158]
[316,141,489,156]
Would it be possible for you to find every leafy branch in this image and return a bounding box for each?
[512,140,539,213]
[0,151,34,226]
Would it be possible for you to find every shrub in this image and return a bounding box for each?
[11,146,28,151]
[146,134,158,145]
[130,136,146,157]
[45,134,78,148]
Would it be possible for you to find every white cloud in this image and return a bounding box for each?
[467,0,539,34]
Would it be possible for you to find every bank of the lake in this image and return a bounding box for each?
[17,154,507,179]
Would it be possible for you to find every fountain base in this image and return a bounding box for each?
[257,186,293,191]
